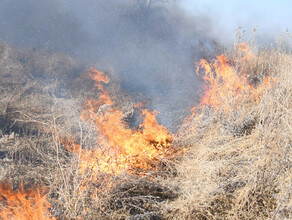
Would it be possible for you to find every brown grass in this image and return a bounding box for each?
[161,41,292,219]
[0,37,291,219]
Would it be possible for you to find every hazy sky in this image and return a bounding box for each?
[182,0,292,44]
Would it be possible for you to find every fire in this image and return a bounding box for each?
[69,68,173,176]
[0,183,54,220]
[195,43,274,112]
[87,68,113,105]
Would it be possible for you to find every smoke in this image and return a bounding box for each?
[0,0,214,126]
[183,0,292,46]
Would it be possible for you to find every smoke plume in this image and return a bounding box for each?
[0,0,214,126]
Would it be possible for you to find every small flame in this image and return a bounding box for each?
[0,183,54,220]
[87,68,113,106]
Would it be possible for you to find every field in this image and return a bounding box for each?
[0,37,291,219]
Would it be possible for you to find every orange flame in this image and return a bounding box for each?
[87,68,113,106]
[68,68,173,176]
[195,44,274,112]
[0,183,54,220]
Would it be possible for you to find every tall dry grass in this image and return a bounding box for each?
[0,37,291,219]
[161,42,292,219]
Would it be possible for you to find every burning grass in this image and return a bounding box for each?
[0,183,54,220]
[163,42,292,219]
[74,68,174,176]
[0,39,291,219]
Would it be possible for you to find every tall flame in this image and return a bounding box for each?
[69,68,173,176]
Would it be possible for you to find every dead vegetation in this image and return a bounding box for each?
[0,36,291,220]
[162,40,292,219]
[0,40,176,220]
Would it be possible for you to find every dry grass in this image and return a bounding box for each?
[0,40,174,219]
[161,42,292,219]
[0,37,291,220]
